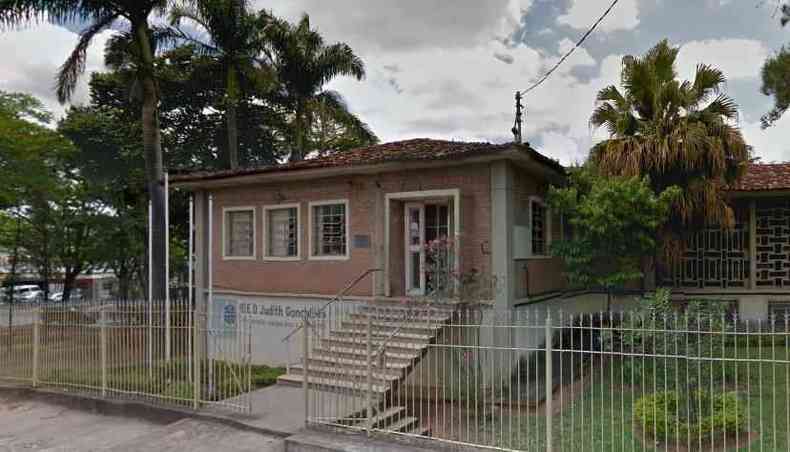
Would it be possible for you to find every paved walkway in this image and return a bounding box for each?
[211,384,365,435]
[0,389,285,452]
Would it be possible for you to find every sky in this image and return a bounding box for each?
[0,0,788,165]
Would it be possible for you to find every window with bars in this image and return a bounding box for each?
[266,206,298,258]
[312,202,347,257]
[531,200,547,256]
[224,209,255,258]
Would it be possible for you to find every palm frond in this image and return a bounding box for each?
[57,13,119,103]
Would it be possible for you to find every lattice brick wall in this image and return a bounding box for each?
[755,200,790,288]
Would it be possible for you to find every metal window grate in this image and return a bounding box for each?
[267,208,298,257]
[226,210,254,257]
[313,203,346,256]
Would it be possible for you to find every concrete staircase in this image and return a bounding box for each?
[277,301,456,437]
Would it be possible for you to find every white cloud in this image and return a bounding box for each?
[0,23,111,119]
[741,114,790,163]
[261,0,531,52]
[676,39,769,80]
[558,0,640,32]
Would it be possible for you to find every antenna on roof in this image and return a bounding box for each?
[511,91,523,144]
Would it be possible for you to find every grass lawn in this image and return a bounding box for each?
[470,346,790,452]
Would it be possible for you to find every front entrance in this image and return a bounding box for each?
[404,203,450,296]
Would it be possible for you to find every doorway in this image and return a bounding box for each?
[404,202,450,296]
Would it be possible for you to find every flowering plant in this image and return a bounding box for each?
[423,236,497,304]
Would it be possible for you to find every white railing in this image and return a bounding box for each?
[302,306,790,451]
[0,302,253,413]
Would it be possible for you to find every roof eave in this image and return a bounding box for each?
[172,146,564,190]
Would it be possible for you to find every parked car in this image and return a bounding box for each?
[5,285,45,304]
[49,289,85,304]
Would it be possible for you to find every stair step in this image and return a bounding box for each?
[321,337,428,352]
[305,358,405,376]
[310,352,412,369]
[381,416,419,433]
[351,311,452,323]
[342,320,444,334]
[330,328,433,343]
[358,406,406,429]
[289,364,400,382]
[276,373,389,394]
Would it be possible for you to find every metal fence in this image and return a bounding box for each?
[300,304,790,451]
[0,301,252,413]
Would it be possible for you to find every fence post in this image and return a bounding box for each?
[366,311,373,437]
[32,309,40,388]
[302,317,310,427]
[545,311,553,452]
[193,311,201,410]
[100,308,107,397]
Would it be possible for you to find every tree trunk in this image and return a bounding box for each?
[227,101,239,169]
[292,100,306,162]
[134,21,167,302]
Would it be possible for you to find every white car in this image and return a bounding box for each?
[7,285,44,304]
[49,289,85,303]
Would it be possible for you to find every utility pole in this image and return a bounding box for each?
[512,91,524,144]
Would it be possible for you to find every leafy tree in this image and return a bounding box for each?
[760,5,790,128]
[0,90,53,123]
[761,47,790,128]
[548,167,679,309]
[590,39,750,252]
[0,0,176,300]
[264,13,377,161]
[169,0,272,169]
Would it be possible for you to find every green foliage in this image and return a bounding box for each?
[761,46,790,128]
[0,90,53,123]
[590,39,750,240]
[611,288,732,389]
[548,168,679,289]
[634,390,745,441]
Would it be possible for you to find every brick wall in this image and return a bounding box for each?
[208,163,493,297]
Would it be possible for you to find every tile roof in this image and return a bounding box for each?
[733,163,790,192]
[170,138,563,183]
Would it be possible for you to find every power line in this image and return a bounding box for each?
[519,0,621,96]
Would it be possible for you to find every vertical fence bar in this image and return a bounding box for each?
[193,312,201,410]
[32,308,39,388]
[303,317,310,427]
[165,171,171,362]
[366,311,373,437]
[101,308,107,397]
[545,312,553,452]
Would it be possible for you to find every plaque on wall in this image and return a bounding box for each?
[353,234,371,249]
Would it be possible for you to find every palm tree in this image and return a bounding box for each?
[0,1,174,299]
[264,13,376,161]
[169,0,270,169]
[590,39,750,249]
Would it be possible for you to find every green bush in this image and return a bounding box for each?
[634,390,745,441]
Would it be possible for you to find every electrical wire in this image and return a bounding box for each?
[520,0,621,96]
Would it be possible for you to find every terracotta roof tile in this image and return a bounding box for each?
[171,138,562,183]
[733,163,790,192]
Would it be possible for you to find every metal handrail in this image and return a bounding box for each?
[281,268,382,343]
[372,307,423,365]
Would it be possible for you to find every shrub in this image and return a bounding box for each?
[634,390,745,441]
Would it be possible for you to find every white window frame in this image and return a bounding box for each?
[222,206,257,260]
[262,203,302,261]
[308,199,350,261]
[529,196,551,258]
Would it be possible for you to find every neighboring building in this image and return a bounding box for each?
[173,139,566,363]
[661,163,790,320]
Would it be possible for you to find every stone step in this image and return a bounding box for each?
[309,351,413,369]
[320,336,428,354]
[276,373,389,394]
[306,357,406,375]
[351,310,453,323]
[358,406,406,429]
[288,364,400,383]
[380,415,419,433]
[341,319,444,335]
[330,328,433,344]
